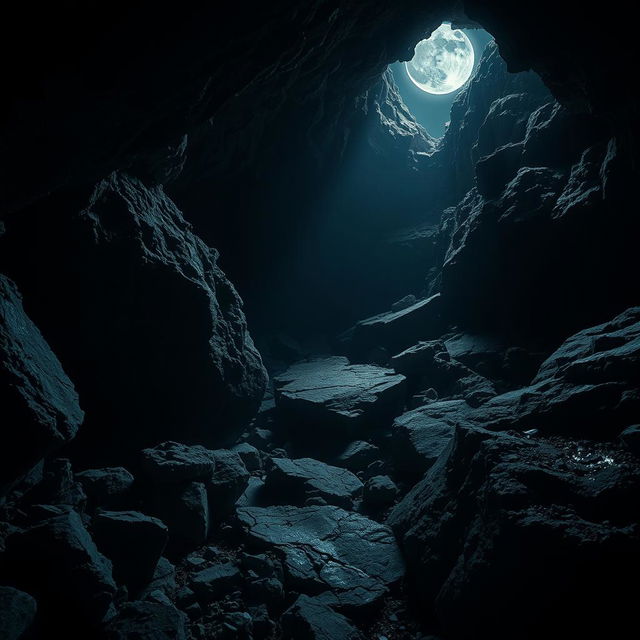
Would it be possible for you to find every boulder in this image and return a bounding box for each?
[0,586,37,640]
[237,505,404,612]
[4,511,116,624]
[281,594,363,640]
[0,275,83,496]
[103,601,187,640]
[231,442,262,471]
[93,510,168,594]
[388,424,640,639]
[28,458,86,508]
[362,475,397,510]
[2,173,267,462]
[140,441,216,484]
[346,294,444,361]
[75,467,135,507]
[274,357,406,441]
[265,457,363,509]
[148,481,209,549]
[189,562,242,603]
[206,449,250,514]
[392,401,465,477]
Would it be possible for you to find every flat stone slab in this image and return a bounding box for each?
[237,505,404,611]
[274,357,406,436]
[348,293,444,360]
[265,457,363,509]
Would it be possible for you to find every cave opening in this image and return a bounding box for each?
[1,4,639,640]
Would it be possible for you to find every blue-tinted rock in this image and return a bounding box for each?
[281,594,363,640]
[0,275,83,496]
[94,510,168,594]
[274,357,406,439]
[4,511,116,623]
[0,586,37,640]
[189,562,242,603]
[265,457,363,509]
[141,441,216,483]
[237,505,404,612]
[75,467,134,506]
[103,601,187,640]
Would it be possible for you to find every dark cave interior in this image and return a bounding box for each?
[1,2,639,640]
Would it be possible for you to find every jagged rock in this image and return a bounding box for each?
[0,275,83,496]
[103,601,187,640]
[231,442,262,471]
[76,467,135,507]
[236,476,266,508]
[245,575,285,608]
[274,357,406,441]
[249,604,275,639]
[388,424,640,639]
[443,332,506,378]
[281,594,363,640]
[142,557,176,598]
[4,511,116,623]
[0,586,37,640]
[149,481,209,549]
[335,441,381,472]
[392,401,463,477]
[189,562,242,603]
[237,505,404,612]
[29,458,86,508]
[94,510,168,594]
[2,173,267,463]
[265,457,363,509]
[620,425,640,455]
[346,294,444,361]
[206,449,250,514]
[140,442,216,484]
[362,475,397,510]
[389,340,449,377]
[390,340,496,406]
[391,294,417,312]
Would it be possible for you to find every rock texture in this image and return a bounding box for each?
[238,505,404,612]
[0,276,83,497]
[274,357,406,439]
[388,424,640,639]
[0,586,37,640]
[2,173,267,462]
[265,457,363,509]
[4,511,116,625]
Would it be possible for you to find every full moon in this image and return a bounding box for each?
[405,23,475,95]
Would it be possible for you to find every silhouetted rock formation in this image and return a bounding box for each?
[0,276,83,497]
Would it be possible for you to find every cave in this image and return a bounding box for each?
[1,3,639,639]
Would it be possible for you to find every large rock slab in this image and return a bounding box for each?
[0,275,83,496]
[237,505,404,612]
[388,424,640,639]
[2,173,267,462]
[264,457,363,509]
[274,357,406,440]
[346,294,444,361]
[4,511,116,624]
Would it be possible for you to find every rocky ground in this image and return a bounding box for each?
[2,4,639,639]
[2,296,639,639]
